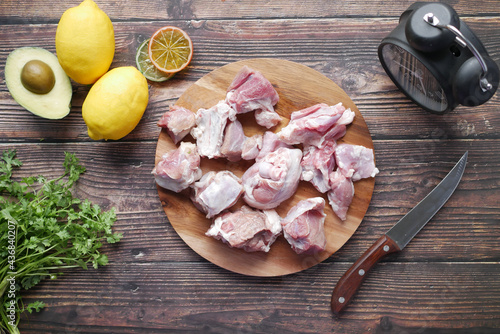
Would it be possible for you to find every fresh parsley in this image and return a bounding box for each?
[0,149,122,334]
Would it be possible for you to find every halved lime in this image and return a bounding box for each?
[135,39,174,82]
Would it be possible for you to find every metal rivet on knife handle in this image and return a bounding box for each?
[331,235,401,316]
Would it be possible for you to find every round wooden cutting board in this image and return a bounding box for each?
[155,58,376,277]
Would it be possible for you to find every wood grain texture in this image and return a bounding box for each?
[5,137,499,332]
[15,262,500,333]
[0,0,499,332]
[0,0,499,22]
[1,18,499,142]
[155,58,375,276]
[4,140,498,265]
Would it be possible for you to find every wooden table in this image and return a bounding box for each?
[1,0,499,332]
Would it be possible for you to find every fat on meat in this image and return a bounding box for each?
[157,105,196,144]
[281,197,327,254]
[255,108,282,129]
[241,134,263,160]
[318,106,356,146]
[191,101,237,159]
[220,119,247,162]
[242,147,302,210]
[190,170,244,219]
[206,206,282,252]
[327,170,354,221]
[152,142,202,193]
[256,131,292,161]
[277,103,354,147]
[225,66,281,128]
[300,139,337,193]
[334,143,379,181]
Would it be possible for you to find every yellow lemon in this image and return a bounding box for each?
[55,0,114,84]
[82,67,149,140]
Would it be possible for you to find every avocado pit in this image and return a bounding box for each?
[21,59,56,94]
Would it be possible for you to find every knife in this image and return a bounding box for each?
[331,151,468,316]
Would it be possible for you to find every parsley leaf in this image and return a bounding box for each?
[0,150,122,333]
[24,301,46,314]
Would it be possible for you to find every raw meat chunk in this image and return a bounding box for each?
[277,103,354,147]
[337,105,356,125]
[319,107,356,146]
[241,134,263,160]
[191,101,237,159]
[225,66,280,128]
[152,142,202,193]
[327,170,354,221]
[191,170,244,218]
[334,143,379,181]
[206,206,282,252]
[300,139,337,193]
[281,197,327,254]
[242,147,302,210]
[241,131,292,161]
[220,119,246,162]
[255,108,282,129]
[157,105,196,144]
[256,131,292,161]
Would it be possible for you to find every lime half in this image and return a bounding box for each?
[135,39,174,82]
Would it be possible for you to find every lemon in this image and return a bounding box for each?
[82,67,149,140]
[55,0,115,84]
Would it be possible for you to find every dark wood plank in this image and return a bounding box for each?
[1,0,499,23]
[3,139,499,266]
[341,140,500,262]
[17,262,500,333]
[0,18,499,142]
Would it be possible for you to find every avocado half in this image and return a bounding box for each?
[5,47,72,119]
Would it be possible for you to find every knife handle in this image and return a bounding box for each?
[331,234,400,316]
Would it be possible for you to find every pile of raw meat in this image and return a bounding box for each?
[153,65,379,254]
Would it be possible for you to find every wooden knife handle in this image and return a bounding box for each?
[331,234,401,316]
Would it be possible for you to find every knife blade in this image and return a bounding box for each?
[331,151,468,316]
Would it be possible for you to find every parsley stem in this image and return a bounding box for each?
[1,150,120,331]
